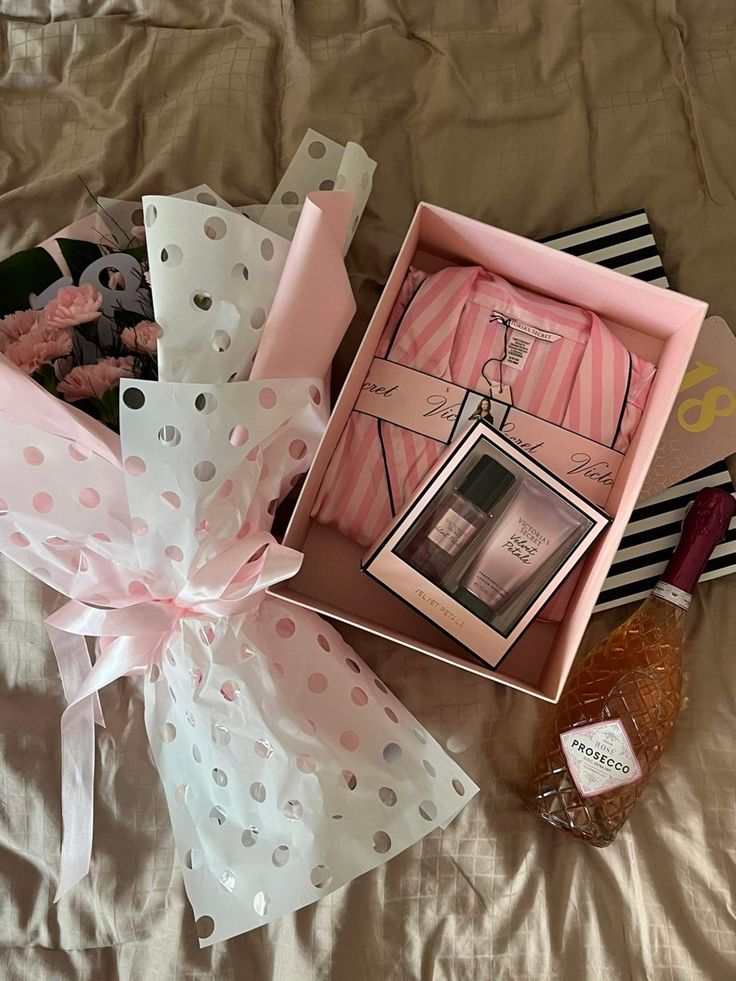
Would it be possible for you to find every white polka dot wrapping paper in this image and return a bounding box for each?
[143,196,291,384]
[0,132,478,946]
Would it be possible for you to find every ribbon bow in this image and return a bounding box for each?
[45,531,303,901]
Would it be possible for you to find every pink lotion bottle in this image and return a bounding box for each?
[401,455,515,583]
[453,478,585,622]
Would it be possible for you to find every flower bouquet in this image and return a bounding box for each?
[0,131,477,945]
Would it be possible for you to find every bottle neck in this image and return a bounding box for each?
[658,528,712,596]
[655,487,736,607]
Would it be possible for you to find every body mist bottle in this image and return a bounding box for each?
[400,455,514,583]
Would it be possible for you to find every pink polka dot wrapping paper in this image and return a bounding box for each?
[0,132,477,946]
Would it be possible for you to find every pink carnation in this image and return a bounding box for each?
[0,309,40,345]
[4,326,73,374]
[121,320,161,353]
[58,356,135,402]
[42,284,102,330]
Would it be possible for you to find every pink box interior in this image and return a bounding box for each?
[270,203,708,701]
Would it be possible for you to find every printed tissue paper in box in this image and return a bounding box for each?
[0,133,476,946]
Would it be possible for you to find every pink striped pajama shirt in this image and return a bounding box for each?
[313,264,656,548]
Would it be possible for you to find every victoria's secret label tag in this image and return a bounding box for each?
[489,310,563,344]
[355,359,466,442]
[489,381,513,404]
[354,358,622,506]
[560,720,643,798]
[501,330,535,371]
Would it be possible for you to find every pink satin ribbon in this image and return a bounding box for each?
[45,532,303,901]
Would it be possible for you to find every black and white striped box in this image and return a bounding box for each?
[543,210,735,610]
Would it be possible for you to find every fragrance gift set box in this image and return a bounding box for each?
[362,421,609,669]
[270,203,708,702]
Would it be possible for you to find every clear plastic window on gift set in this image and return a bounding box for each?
[395,433,594,636]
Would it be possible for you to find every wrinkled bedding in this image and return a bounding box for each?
[1,2,735,978]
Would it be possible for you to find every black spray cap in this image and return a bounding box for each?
[458,454,515,512]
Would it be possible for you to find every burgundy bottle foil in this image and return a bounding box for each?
[660,487,736,594]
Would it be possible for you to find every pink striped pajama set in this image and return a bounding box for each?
[313,264,656,549]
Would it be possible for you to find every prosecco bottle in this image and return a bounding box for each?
[525,487,735,846]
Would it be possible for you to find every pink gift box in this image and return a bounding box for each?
[269,203,708,701]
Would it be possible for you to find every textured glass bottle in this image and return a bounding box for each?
[525,487,735,846]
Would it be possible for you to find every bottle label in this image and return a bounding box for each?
[652,581,692,611]
[427,509,477,556]
[559,719,643,798]
[463,566,508,607]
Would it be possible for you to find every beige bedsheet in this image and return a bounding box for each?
[1,2,735,978]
